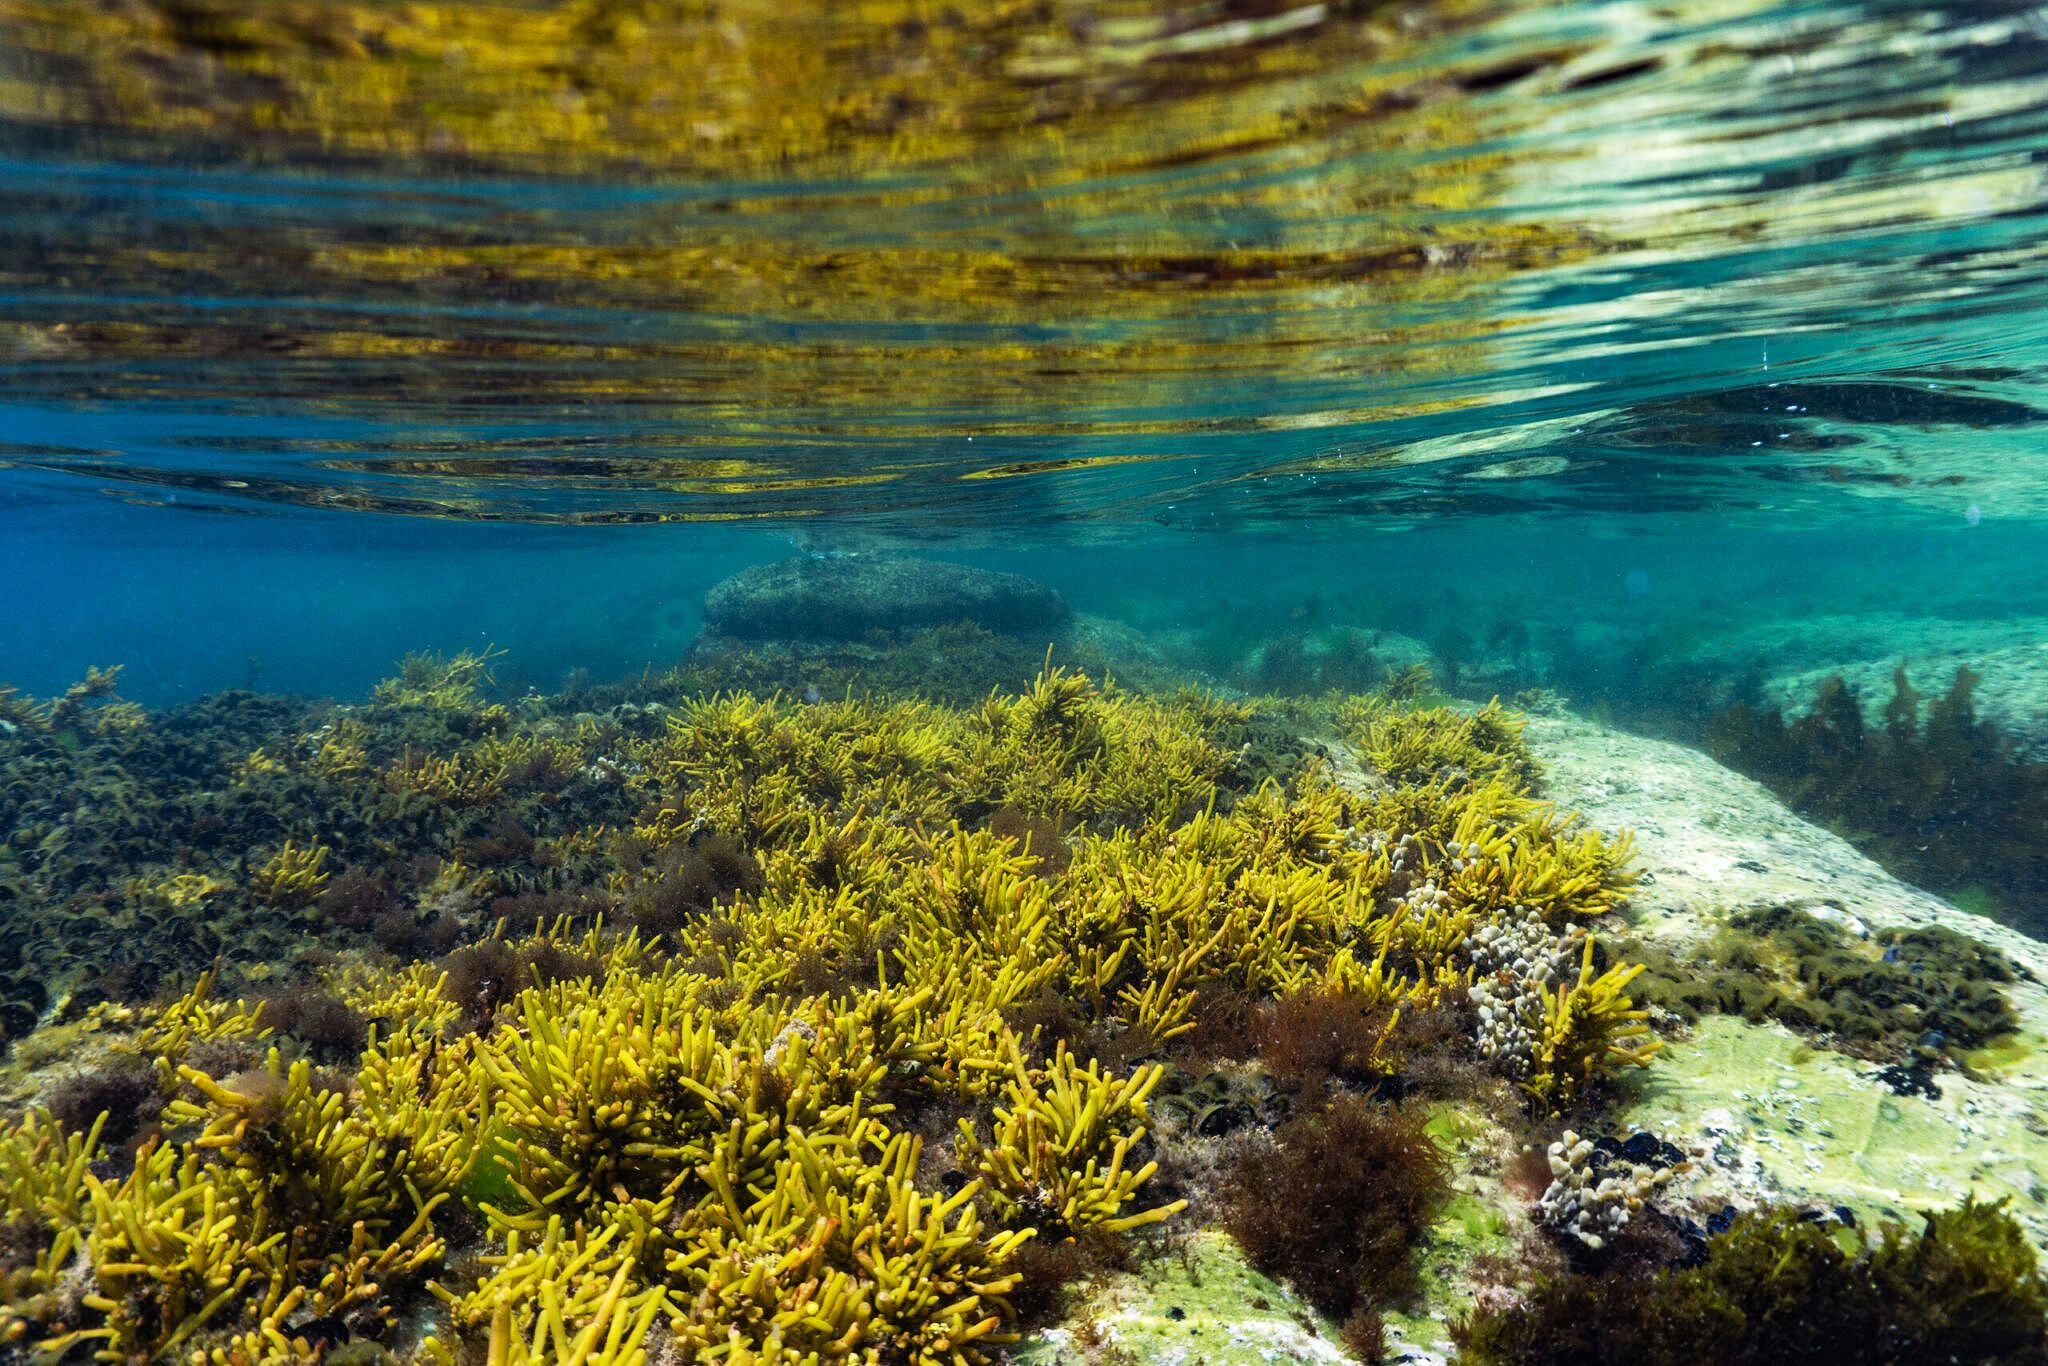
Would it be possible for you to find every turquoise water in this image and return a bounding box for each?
[8,0,2048,919]
[6,0,2048,700]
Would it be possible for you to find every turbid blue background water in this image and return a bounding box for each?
[6,483,2038,710]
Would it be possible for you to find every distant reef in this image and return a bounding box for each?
[701,554,1069,640]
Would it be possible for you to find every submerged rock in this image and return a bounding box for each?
[1011,1230,1366,1366]
[1525,711,2048,1253]
[701,555,1068,641]
[1640,609,2048,746]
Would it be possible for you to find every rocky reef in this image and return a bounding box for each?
[699,556,1069,641]
[0,651,2039,1365]
[1531,710,2048,1249]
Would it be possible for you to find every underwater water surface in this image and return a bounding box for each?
[1,0,2044,720]
[6,1,2048,1363]
[2,0,2046,691]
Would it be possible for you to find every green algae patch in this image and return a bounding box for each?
[1441,1190,1510,1244]
[1964,1032,2038,1077]
[1378,1192,1510,1362]
[1417,1102,1513,1255]
[456,1124,519,1207]
[1423,1102,1488,1151]
[1014,1230,1354,1366]
[1624,1015,2048,1246]
[1394,1107,1522,1360]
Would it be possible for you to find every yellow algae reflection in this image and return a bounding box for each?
[8,0,2026,526]
[1,0,1521,180]
[0,1,1588,464]
[960,452,1170,480]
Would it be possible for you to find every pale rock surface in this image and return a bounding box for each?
[1529,712,2048,1251]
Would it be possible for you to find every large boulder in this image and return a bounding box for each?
[701,556,1068,641]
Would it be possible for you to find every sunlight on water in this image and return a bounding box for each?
[3,0,2045,527]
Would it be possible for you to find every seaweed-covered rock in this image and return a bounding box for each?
[701,556,1068,640]
[1527,709,2048,1254]
[1624,906,2021,1065]
[1457,1197,2048,1366]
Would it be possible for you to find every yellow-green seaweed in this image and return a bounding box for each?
[0,659,1655,1361]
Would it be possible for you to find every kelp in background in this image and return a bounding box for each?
[1707,666,2048,937]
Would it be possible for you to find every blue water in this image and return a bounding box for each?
[4,0,2048,710]
[8,483,2040,713]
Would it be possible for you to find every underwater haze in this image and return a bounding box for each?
[7,2,2048,1364]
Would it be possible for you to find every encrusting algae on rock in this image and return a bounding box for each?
[0,653,2038,1363]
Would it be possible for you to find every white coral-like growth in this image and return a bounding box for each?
[1470,972,1538,1079]
[1532,1129,1681,1251]
[1466,906,1582,983]
[1465,906,1585,1079]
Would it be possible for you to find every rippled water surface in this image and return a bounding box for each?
[5,0,2047,532]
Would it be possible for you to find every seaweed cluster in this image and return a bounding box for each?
[1239,631,1432,700]
[1218,1093,1454,1354]
[668,623,1162,712]
[1628,906,2022,1069]
[1341,695,1543,790]
[0,651,651,1019]
[1458,1196,2048,1366]
[0,655,1656,1362]
[1707,666,2048,935]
